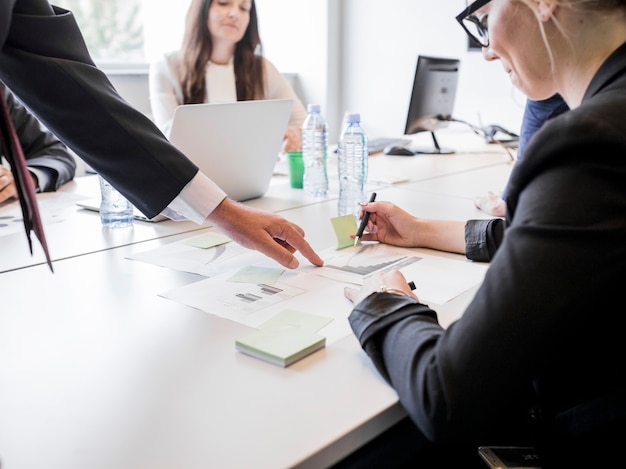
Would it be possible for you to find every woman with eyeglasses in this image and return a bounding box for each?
[336,1,626,467]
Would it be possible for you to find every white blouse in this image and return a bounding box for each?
[149,51,307,137]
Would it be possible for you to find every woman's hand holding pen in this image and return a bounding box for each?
[354,200,420,248]
[355,199,469,260]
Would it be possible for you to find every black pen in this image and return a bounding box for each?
[354,192,377,246]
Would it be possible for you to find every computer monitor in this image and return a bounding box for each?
[403,55,460,154]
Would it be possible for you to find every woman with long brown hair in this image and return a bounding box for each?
[149,0,306,151]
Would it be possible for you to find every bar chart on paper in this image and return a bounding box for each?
[317,244,421,283]
[160,268,353,344]
[219,282,306,314]
[326,255,419,277]
[313,244,489,305]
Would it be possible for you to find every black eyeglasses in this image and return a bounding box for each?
[456,0,492,48]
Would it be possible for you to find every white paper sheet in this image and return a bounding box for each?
[150,237,488,343]
[160,268,354,345]
[312,243,488,305]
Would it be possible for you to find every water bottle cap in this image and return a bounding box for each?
[307,104,321,113]
[344,113,360,123]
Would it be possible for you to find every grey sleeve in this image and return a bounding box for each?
[464,218,504,262]
[3,85,76,191]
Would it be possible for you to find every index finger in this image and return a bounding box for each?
[279,228,324,267]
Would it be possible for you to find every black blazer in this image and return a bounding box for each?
[0,0,199,219]
[349,42,626,467]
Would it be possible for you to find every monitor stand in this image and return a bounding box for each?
[411,131,454,155]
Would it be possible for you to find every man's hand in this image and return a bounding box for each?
[207,198,323,269]
[0,166,18,203]
[0,166,38,204]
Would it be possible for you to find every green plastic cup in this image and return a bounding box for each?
[287,151,304,189]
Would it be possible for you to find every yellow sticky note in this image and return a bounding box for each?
[331,214,357,250]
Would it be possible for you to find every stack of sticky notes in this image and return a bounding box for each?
[235,310,332,367]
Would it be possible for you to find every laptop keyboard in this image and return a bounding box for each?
[367,137,412,154]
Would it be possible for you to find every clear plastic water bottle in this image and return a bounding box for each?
[337,112,368,219]
[301,104,329,196]
[98,175,134,228]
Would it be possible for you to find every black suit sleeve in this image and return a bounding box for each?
[0,0,199,219]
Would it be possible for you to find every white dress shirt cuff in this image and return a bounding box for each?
[163,172,227,224]
[28,167,45,192]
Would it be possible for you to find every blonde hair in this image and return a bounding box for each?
[517,0,626,71]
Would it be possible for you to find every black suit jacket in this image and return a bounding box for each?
[349,42,626,467]
[0,0,198,218]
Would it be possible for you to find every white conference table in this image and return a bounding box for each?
[0,170,328,274]
[0,131,514,469]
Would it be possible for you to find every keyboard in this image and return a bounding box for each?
[367,137,412,154]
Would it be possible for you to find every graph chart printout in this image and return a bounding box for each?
[313,243,488,305]
[152,239,487,341]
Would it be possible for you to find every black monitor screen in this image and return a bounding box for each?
[403,55,460,153]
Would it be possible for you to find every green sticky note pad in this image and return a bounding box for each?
[331,214,358,250]
[235,328,325,368]
[183,232,232,249]
[235,310,332,367]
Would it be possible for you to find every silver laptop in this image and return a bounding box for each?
[169,99,292,202]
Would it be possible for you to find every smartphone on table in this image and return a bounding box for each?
[477,446,542,469]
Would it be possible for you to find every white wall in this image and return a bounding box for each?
[338,0,526,142]
[255,0,335,132]
[257,0,527,141]
[142,0,188,61]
